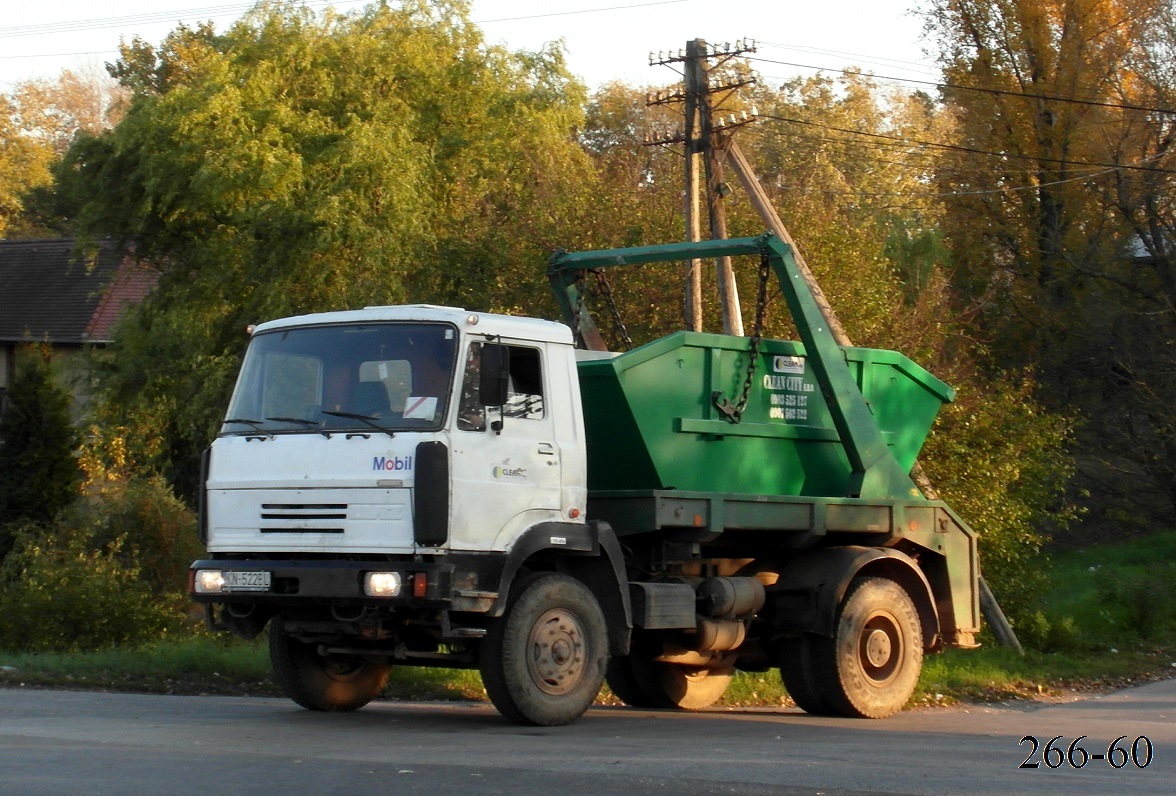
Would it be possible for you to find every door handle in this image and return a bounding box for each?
[538,442,556,456]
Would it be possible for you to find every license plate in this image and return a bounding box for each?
[223,570,271,592]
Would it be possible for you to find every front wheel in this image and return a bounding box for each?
[811,577,924,718]
[269,623,390,711]
[480,573,608,726]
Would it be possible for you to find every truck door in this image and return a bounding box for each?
[448,340,563,551]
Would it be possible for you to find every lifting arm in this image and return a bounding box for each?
[548,233,922,500]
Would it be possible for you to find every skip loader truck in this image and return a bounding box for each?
[189,234,981,726]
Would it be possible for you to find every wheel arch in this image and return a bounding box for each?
[492,520,632,659]
[768,546,940,652]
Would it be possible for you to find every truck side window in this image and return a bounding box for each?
[457,343,544,429]
[505,346,544,420]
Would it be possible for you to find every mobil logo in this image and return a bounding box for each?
[372,455,414,472]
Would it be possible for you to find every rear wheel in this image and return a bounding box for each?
[605,654,662,708]
[480,573,608,726]
[268,623,390,712]
[777,635,834,715]
[811,577,924,718]
[614,651,733,710]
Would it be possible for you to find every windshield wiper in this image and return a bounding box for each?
[321,410,396,438]
[223,417,272,437]
[267,416,320,429]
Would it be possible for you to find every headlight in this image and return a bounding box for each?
[364,571,402,597]
[194,569,225,594]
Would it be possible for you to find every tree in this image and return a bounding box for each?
[0,95,54,237]
[927,0,1176,522]
[0,347,80,556]
[1,68,127,237]
[61,0,600,499]
[11,68,128,156]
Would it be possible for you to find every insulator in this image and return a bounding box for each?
[750,105,759,117]
[659,50,665,61]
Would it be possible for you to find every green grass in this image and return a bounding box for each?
[2,531,1173,709]
[0,634,486,701]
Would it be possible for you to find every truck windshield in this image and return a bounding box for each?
[222,322,458,435]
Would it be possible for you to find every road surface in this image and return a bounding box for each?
[0,678,1172,795]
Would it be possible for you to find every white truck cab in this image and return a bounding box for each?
[204,305,588,557]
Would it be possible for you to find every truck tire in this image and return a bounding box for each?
[269,624,390,712]
[480,572,608,726]
[624,655,733,710]
[811,577,923,718]
[777,635,834,715]
[605,655,660,708]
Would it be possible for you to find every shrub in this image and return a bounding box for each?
[0,345,81,556]
[1093,562,1176,640]
[0,523,182,653]
[920,366,1075,625]
[68,473,202,596]
[1014,609,1080,653]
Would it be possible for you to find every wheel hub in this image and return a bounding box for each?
[527,608,585,695]
[864,628,892,667]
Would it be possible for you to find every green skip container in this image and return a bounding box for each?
[576,331,954,498]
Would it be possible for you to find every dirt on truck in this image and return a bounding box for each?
[189,233,980,725]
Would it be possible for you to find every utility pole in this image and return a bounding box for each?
[649,39,756,335]
[694,40,742,336]
[683,41,705,332]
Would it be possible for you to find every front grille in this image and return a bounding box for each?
[260,503,346,533]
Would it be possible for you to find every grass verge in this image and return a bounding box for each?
[2,532,1173,710]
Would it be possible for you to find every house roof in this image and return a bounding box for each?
[0,238,158,345]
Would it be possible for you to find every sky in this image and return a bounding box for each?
[0,1,942,94]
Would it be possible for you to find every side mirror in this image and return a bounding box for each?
[479,344,510,407]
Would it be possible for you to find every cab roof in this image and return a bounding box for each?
[250,304,574,345]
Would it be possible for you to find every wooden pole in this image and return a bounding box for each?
[725,141,848,345]
[707,136,742,335]
[683,40,705,331]
[693,42,742,336]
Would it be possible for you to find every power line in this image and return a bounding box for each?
[0,0,687,40]
[738,125,1134,199]
[760,112,1176,175]
[749,55,1176,118]
[475,0,689,24]
[0,4,286,38]
[756,40,939,80]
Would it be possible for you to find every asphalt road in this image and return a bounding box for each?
[0,678,1172,795]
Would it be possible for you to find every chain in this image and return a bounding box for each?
[594,270,634,351]
[731,253,772,421]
